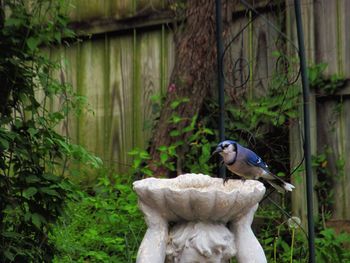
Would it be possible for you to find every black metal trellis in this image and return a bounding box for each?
[215,0,226,178]
[293,1,315,261]
[215,1,315,262]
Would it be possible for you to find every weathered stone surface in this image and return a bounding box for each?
[133,173,267,263]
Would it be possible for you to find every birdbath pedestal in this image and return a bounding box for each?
[133,173,267,263]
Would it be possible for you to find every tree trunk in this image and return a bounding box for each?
[148,0,227,177]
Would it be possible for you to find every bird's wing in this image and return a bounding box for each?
[244,149,269,171]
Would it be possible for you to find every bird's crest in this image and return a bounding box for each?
[218,140,237,148]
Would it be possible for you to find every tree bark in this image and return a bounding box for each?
[148,0,226,177]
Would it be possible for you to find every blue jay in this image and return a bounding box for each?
[213,140,295,193]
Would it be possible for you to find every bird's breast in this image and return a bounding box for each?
[226,161,264,179]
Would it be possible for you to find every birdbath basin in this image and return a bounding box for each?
[133,173,267,263]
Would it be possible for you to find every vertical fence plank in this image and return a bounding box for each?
[48,44,79,145]
[314,0,350,223]
[69,0,107,21]
[110,0,135,19]
[64,44,79,148]
[79,39,106,156]
[69,0,168,21]
[317,98,350,220]
[341,100,350,220]
[49,28,174,175]
[344,0,350,75]
[286,0,318,228]
[314,0,343,76]
[224,10,281,99]
[108,35,134,173]
[137,0,165,11]
[134,30,163,149]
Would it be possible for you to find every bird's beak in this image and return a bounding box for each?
[212,146,222,156]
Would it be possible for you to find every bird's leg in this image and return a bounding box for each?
[219,160,229,184]
[223,176,229,184]
[222,169,228,184]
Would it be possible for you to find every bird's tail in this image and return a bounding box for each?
[261,172,295,193]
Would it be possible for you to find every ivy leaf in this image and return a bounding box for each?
[271,50,281,57]
[4,250,15,261]
[23,187,38,199]
[26,37,41,51]
[58,180,73,192]
[42,173,60,182]
[128,149,140,155]
[202,128,214,135]
[141,168,153,177]
[160,153,168,163]
[25,175,41,183]
[139,151,150,160]
[0,138,9,149]
[40,187,60,197]
[199,143,211,164]
[170,130,181,137]
[183,126,194,133]
[158,145,168,152]
[170,100,181,109]
[1,231,21,238]
[28,127,38,137]
[169,114,183,124]
[24,213,31,222]
[54,32,62,43]
[31,213,43,229]
[132,158,142,169]
[170,97,189,109]
[168,145,177,157]
[4,18,23,27]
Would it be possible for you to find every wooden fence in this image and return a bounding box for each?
[53,0,349,226]
[51,0,174,173]
[287,0,350,226]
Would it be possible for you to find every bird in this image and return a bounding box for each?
[213,140,295,193]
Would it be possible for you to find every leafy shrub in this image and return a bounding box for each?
[315,228,350,262]
[0,1,101,261]
[255,204,350,263]
[50,172,146,263]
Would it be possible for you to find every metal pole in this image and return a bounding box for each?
[293,1,316,262]
[215,0,226,177]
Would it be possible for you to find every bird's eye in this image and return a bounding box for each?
[222,144,228,148]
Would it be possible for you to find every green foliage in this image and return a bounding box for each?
[199,59,302,178]
[131,55,302,179]
[130,96,216,176]
[315,228,350,262]
[50,172,145,263]
[256,205,350,263]
[0,1,101,261]
[129,53,350,263]
[2,2,347,263]
[309,63,346,94]
[312,146,346,228]
[183,123,215,174]
[312,151,334,225]
[226,75,299,140]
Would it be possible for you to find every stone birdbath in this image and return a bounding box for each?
[133,173,267,263]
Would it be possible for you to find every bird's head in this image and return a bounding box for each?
[213,140,237,157]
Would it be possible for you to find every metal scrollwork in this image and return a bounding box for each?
[221,0,301,92]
